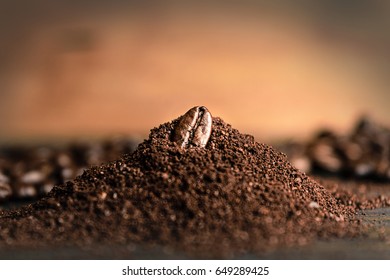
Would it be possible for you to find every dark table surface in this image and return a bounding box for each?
[0,208,389,260]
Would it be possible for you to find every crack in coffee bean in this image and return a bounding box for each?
[172,106,212,148]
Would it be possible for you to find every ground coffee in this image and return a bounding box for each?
[0,111,363,258]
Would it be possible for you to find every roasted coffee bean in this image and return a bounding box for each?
[311,142,343,173]
[16,184,37,198]
[0,182,12,200]
[0,136,138,204]
[21,170,45,184]
[279,117,390,180]
[172,106,212,148]
[0,172,9,183]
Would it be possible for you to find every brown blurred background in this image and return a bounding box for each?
[1,0,389,143]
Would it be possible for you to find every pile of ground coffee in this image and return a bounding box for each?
[317,177,390,210]
[0,115,362,258]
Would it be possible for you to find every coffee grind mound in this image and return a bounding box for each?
[0,114,362,258]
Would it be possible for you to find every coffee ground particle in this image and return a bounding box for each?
[0,117,363,258]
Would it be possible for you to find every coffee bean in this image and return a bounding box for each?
[0,182,12,200]
[0,172,9,184]
[21,170,45,184]
[279,117,390,180]
[0,136,138,203]
[172,106,212,148]
[354,163,374,177]
[16,184,37,198]
[61,168,74,182]
[41,182,55,194]
[310,140,343,173]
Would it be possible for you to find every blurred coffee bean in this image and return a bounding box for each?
[279,117,390,181]
[40,182,55,195]
[290,156,311,174]
[61,168,74,182]
[57,152,72,167]
[354,163,374,177]
[17,185,37,198]
[0,171,10,184]
[0,182,12,200]
[21,171,45,184]
[342,141,362,161]
[311,142,343,172]
[308,131,344,173]
[0,136,137,204]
